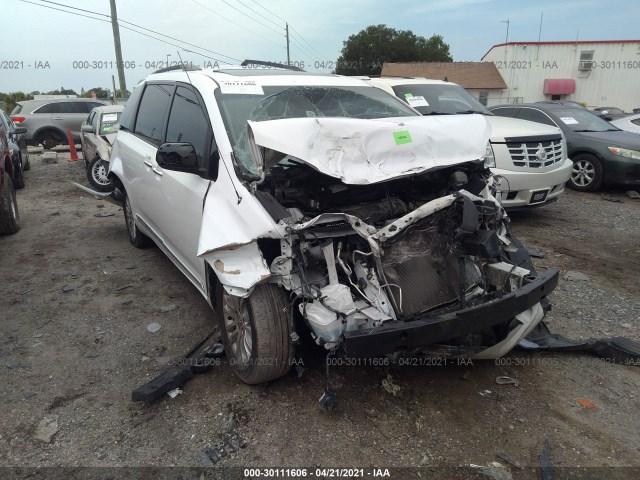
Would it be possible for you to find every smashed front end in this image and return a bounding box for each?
[242,116,559,359]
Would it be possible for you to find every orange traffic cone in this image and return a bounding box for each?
[67,128,79,161]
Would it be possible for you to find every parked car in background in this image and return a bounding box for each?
[0,111,29,189]
[610,113,640,135]
[0,126,20,234]
[592,106,627,121]
[363,77,572,209]
[80,105,124,191]
[11,98,108,148]
[83,65,559,385]
[633,108,640,114]
[489,103,640,191]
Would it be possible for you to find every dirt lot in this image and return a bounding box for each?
[1,154,639,478]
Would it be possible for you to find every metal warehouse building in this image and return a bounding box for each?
[481,40,640,111]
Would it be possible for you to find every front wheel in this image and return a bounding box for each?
[86,157,114,192]
[569,154,603,192]
[122,190,152,248]
[0,173,20,234]
[217,283,294,384]
[13,157,25,189]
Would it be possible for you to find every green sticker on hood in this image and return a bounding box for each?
[393,130,412,145]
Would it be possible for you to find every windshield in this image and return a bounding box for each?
[215,85,418,178]
[390,83,492,116]
[100,112,121,134]
[553,108,620,132]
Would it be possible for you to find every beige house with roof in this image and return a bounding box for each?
[381,62,507,106]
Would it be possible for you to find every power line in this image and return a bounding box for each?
[189,0,284,49]
[18,0,235,64]
[248,0,328,60]
[32,0,240,61]
[233,0,282,29]
[214,0,283,36]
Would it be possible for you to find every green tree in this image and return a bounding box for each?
[335,25,452,76]
[2,92,34,114]
[80,87,109,99]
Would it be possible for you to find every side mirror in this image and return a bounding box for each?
[81,124,94,134]
[156,142,199,174]
[13,126,27,135]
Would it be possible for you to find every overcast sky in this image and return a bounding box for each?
[4,0,640,94]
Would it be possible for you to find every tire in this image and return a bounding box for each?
[86,157,114,192]
[122,190,152,248]
[569,154,603,192]
[0,172,20,234]
[35,129,63,150]
[13,157,25,189]
[216,283,294,384]
[23,154,31,171]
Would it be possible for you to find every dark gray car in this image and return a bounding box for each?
[0,112,28,189]
[11,98,108,148]
[489,103,640,192]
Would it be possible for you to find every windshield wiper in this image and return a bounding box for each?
[422,111,454,115]
[573,129,603,132]
[455,110,486,115]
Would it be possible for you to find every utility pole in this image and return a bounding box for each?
[109,0,127,99]
[285,23,290,66]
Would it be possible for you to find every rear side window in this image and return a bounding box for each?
[165,86,212,172]
[118,85,144,131]
[517,108,556,127]
[134,84,174,145]
[632,118,640,127]
[11,105,22,115]
[491,107,517,117]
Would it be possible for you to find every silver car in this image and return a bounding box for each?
[610,113,640,135]
[10,98,108,148]
[80,105,124,191]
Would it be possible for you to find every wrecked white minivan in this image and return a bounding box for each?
[97,64,559,384]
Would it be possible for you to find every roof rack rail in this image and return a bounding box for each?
[153,64,202,74]
[240,59,305,72]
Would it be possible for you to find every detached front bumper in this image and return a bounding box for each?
[342,268,559,357]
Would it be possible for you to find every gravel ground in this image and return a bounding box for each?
[0,155,638,479]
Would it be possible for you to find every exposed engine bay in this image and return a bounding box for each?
[254,158,542,354]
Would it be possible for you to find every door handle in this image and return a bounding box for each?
[152,167,163,176]
[144,160,153,168]
[53,117,63,120]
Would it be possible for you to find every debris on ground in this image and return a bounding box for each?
[626,190,640,200]
[41,152,57,165]
[495,376,520,386]
[159,304,178,313]
[35,417,59,443]
[318,387,340,411]
[470,462,513,480]
[146,322,162,333]
[204,432,247,465]
[563,271,590,281]
[94,212,115,217]
[479,390,503,401]
[520,322,640,365]
[116,285,133,291]
[382,373,401,396]
[61,285,75,293]
[601,194,621,203]
[167,388,182,399]
[578,399,598,409]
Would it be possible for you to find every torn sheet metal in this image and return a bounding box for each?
[248,115,491,185]
[201,241,271,293]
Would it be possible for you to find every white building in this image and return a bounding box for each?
[481,40,640,111]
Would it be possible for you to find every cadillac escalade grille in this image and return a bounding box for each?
[506,138,563,168]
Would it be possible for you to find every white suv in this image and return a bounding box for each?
[363,77,573,209]
[104,65,559,384]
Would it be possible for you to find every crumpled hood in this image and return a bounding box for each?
[248,115,491,185]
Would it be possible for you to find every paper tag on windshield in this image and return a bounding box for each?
[220,80,264,95]
[102,113,118,122]
[406,95,429,107]
[560,117,579,125]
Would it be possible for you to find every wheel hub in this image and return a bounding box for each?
[92,161,110,185]
[223,295,253,365]
[571,160,595,186]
